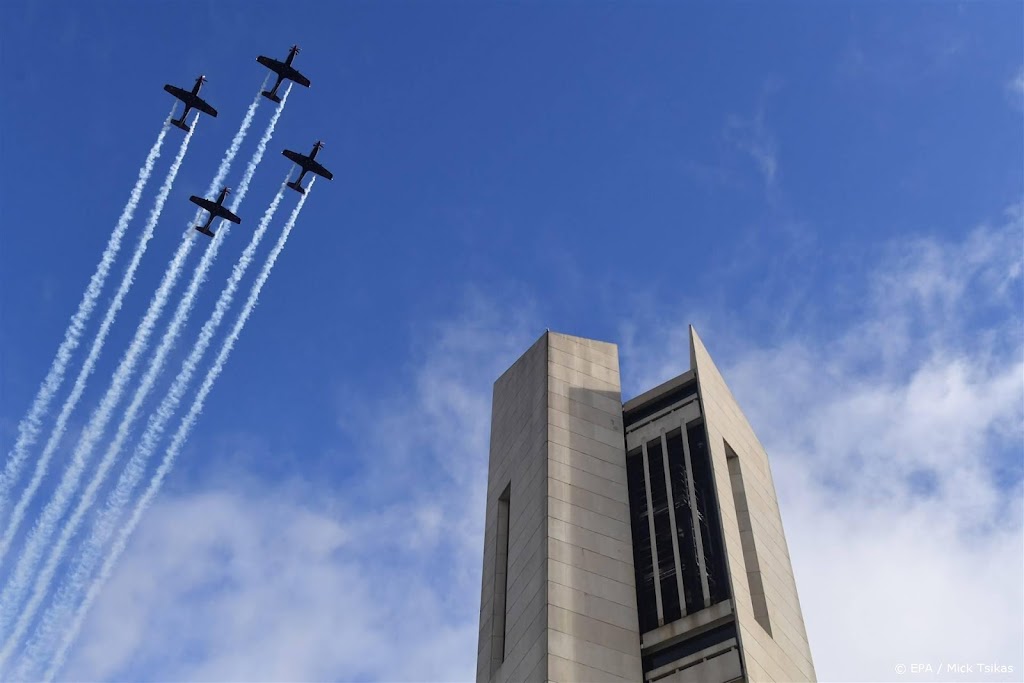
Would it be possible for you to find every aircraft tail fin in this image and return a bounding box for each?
[287,181,306,195]
[195,225,215,237]
[261,91,282,103]
[170,117,191,132]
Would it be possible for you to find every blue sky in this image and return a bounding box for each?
[0,2,1022,681]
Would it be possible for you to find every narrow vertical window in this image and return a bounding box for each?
[725,441,773,636]
[666,428,703,615]
[688,424,729,606]
[490,483,511,674]
[646,437,681,624]
[625,448,658,633]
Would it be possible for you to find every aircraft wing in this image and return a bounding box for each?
[190,196,241,224]
[166,86,217,117]
[190,195,218,214]
[283,149,309,167]
[258,56,310,88]
[283,149,332,180]
[284,66,311,88]
[193,98,218,117]
[164,84,189,101]
[306,159,333,180]
[257,55,285,74]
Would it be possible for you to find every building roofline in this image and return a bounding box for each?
[622,367,696,413]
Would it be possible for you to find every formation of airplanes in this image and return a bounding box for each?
[165,45,333,238]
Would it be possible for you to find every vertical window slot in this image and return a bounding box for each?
[490,483,511,674]
[725,441,772,636]
[688,424,730,606]
[647,437,681,624]
[666,428,703,615]
[626,447,659,633]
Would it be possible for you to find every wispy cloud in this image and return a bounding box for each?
[684,84,782,197]
[63,290,540,682]
[725,105,778,190]
[621,206,1024,680]
[59,204,1023,681]
[1008,65,1024,110]
[65,488,482,682]
[837,16,973,88]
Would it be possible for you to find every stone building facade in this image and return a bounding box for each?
[476,329,815,683]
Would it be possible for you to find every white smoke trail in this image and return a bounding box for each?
[0,88,267,663]
[0,237,196,665]
[0,84,292,673]
[42,179,315,683]
[203,75,269,201]
[229,84,292,213]
[0,120,197,565]
[0,85,264,564]
[0,111,170,521]
[8,174,290,675]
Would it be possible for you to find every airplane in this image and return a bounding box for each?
[256,45,311,103]
[164,75,218,132]
[282,141,333,195]
[189,187,241,237]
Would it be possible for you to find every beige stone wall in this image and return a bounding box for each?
[690,327,816,682]
[477,332,644,683]
[479,328,813,683]
[478,333,550,683]
[545,333,643,683]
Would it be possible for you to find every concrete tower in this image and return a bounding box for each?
[475,329,815,683]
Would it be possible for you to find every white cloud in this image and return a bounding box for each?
[621,206,1024,680]
[1008,65,1024,109]
[725,101,779,190]
[55,291,540,682]
[682,88,782,197]
[48,206,1024,683]
[64,488,480,682]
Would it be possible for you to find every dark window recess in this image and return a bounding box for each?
[626,448,658,633]
[726,441,773,637]
[624,381,698,428]
[666,428,704,615]
[490,483,511,675]
[688,424,730,605]
[646,438,681,624]
[641,621,738,673]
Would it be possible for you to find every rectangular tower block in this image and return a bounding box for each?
[476,329,815,683]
